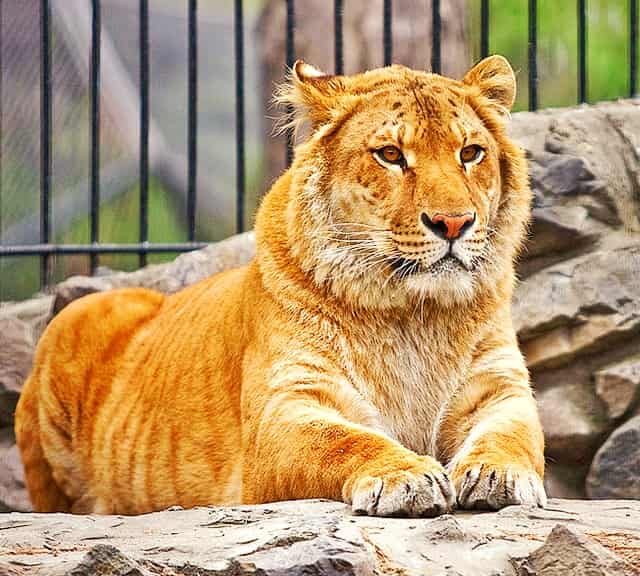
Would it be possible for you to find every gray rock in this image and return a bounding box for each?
[421,514,467,541]
[0,499,638,576]
[0,316,35,427]
[510,100,640,234]
[64,545,151,576]
[513,245,640,370]
[53,231,256,315]
[0,296,53,342]
[521,205,602,276]
[511,524,635,576]
[586,415,640,500]
[595,357,640,420]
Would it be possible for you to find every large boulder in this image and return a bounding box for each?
[509,100,640,499]
[513,245,640,371]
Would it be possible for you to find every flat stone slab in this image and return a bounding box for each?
[0,498,638,575]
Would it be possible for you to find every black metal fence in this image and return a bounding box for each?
[0,0,638,291]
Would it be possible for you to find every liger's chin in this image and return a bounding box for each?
[404,266,477,306]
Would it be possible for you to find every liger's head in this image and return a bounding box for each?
[275,56,531,309]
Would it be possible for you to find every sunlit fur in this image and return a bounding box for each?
[16,56,546,516]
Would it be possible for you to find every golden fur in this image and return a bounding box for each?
[15,56,546,517]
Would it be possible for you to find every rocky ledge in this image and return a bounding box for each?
[0,499,638,575]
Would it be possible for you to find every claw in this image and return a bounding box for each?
[453,464,546,511]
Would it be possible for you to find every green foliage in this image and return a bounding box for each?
[470,0,638,110]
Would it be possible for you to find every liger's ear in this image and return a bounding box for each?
[276,60,346,129]
[463,55,516,117]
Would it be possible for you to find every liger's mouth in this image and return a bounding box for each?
[390,254,469,278]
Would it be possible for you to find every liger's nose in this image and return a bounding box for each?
[421,212,476,240]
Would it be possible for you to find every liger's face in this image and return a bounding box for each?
[287,57,520,305]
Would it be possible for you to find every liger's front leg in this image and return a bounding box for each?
[242,355,455,517]
[438,324,547,510]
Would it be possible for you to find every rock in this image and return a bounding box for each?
[0,295,53,342]
[595,357,640,419]
[0,499,638,575]
[537,383,609,463]
[586,415,640,500]
[0,316,35,427]
[510,100,640,234]
[65,544,151,576]
[421,514,467,541]
[521,205,601,276]
[0,442,31,512]
[513,245,640,370]
[536,154,604,197]
[53,231,256,315]
[511,524,636,576]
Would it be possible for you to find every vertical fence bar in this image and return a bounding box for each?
[383,0,392,66]
[285,0,295,166]
[0,0,3,250]
[481,0,489,58]
[188,0,198,239]
[528,0,538,111]
[234,0,245,231]
[40,0,51,287]
[89,0,101,273]
[578,0,587,103]
[139,0,149,267]
[334,0,343,75]
[432,0,441,73]
[631,0,638,97]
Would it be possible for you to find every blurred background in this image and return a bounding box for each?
[0,0,638,301]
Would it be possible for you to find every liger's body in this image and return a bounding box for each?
[16,56,546,516]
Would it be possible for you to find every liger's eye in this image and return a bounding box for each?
[460,144,484,164]
[377,146,406,167]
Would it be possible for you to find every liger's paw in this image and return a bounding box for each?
[452,463,547,510]
[345,455,456,517]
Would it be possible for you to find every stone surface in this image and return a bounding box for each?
[586,415,640,500]
[595,357,640,420]
[0,499,639,575]
[511,524,636,576]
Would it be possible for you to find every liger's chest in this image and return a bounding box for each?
[338,318,474,454]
